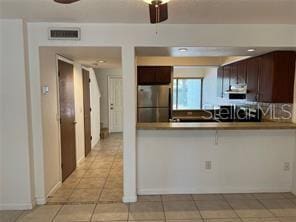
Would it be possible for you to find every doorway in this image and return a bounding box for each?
[82,68,92,157]
[58,59,77,182]
[108,76,123,132]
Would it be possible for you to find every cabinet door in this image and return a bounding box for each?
[217,67,224,97]
[237,61,247,85]
[259,53,273,102]
[246,57,260,101]
[272,51,296,103]
[230,64,238,86]
[137,66,156,85]
[223,65,231,94]
[155,66,172,84]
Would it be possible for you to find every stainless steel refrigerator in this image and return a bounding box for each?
[137,85,171,122]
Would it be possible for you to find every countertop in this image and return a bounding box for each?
[137,121,296,130]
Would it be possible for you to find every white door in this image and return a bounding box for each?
[108,76,123,132]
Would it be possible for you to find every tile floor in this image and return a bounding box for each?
[2,134,296,222]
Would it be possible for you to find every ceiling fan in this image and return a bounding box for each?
[144,0,169,24]
[54,0,80,4]
[53,0,169,24]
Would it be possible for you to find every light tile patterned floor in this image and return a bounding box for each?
[2,133,296,222]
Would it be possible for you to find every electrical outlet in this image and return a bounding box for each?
[205,161,212,170]
[284,162,290,171]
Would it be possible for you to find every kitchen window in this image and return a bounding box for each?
[173,78,203,110]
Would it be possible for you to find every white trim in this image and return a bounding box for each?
[47,181,62,198]
[122,195,137,203]
[0,203,34,211]
[77,156,85,166]
[137,187,292,195]
[56,54,74,65]
[35,197,47,205]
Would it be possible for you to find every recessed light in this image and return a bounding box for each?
[178,48,188,52]
[98,60,106,63]
[247,48,256,52]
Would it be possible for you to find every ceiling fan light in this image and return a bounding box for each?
[54,0,80,4]
[143,0,170,5]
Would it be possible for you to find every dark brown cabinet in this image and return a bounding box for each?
[138,66,172,85]
[217,51,295,103]
[217,67,224,97]
[246,57,261,101]
[237,60,247,85]
[223,65,231,93]
[259,51,296,103]
[230,63,238,86]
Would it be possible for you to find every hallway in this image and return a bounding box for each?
[47,133,123,204]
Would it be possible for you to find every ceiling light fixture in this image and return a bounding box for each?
[247,48,256,52]
[98,60,106,63]
[178,48,188,52]
[143,0,170,5]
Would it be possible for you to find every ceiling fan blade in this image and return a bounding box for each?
[149,3,168,24]
[54,0,80,4]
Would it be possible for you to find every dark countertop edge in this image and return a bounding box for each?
[136,122,296,130]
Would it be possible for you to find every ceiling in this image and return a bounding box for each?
[1,0,296,24]
[40,46,122,68]
[136,47,296,57]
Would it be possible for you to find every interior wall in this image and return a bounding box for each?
[0,19,34,210]
[95,68,122,129]
[137,129,296,194]
[39,48,101,199]
[173,66,218,108]
[39,49,63,198]
[27,22,296,203]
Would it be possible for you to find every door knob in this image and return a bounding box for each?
[73,121,77,125]
[110,107,114,110]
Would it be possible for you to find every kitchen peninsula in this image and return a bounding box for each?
[136,49,296,196]
[136,123,296,195]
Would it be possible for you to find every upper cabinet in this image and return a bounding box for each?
[217,67,224,97]
[217,51,296,103]
[138,66,172,85]
[237,60,247,85]
[223,65,231,93]
[246,57,261,102]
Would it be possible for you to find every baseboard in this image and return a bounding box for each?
[77,156,85,166]
[47,181,62,197]
[122,195,138,203]
[137,187,291,195]
[35,196,47,205]
[0,202,34,210]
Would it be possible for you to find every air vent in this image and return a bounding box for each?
[48,28,81,40]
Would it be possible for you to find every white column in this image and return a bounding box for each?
[121,46,137,202]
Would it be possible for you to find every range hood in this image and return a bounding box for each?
[225,84,247,100]
[225,84,247,94]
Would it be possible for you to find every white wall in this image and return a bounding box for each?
[137,129,296,194]
[89,68,101,147]
[39,48,101,200]
[39,49,62,201]
[95,68,122,129]
[74,63,85,164]
[173,66,218,108]
[0,19,34,210]
[25,23,296,204]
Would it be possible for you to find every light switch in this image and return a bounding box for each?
[42,85,49,95]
